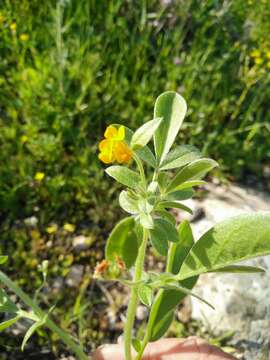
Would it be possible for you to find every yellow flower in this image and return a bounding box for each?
[255,57,263,65]
[63,223,76,233]
[266,51,270,60]
[98,125,132,164]
[21,135,28,143]
[10,22,17,31]
[250,49,260,58]
[35,172,45,181]
[20,33,29,41]
[46,224,58,234]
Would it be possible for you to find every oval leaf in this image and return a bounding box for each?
[160,145,202,170]
[105,166,140,189]
[119,191,139,214]
[154,218,179,243]
[167,158,218,193]
[138,284,153,307]
[150,226,168,256]
[105,217,139,269]
[131,118,162,149]
[154,91,187,164]
[146,221,198,341]
[178,212,270,280]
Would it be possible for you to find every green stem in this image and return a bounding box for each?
[133,153,147,189]
[124,228,149,360]
[0,271,89,360]
[135,243,175,360]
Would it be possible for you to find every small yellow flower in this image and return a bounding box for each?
[266,51,270,60]
[250,49,260,58]
[20,33,29,41]
[10,22,17,31]
[98,125,132,164]
[255,57,263,65]
[63,223,76,233]
[35,172,45,181]
[21,135,28,143]
[46,224,58,234]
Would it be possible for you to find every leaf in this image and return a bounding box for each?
[138,284,153,307]
[119,191,139,214]
[160,145,202,170]
[178,213,270,280]
[105,217,139,269]
[155,210,176,225]
[146,221,198,341]
[209,265,265,274]
[21,320,44,351]
[167,158,218,193]
[0,256,8,265]
[132,338,142,353]
[170,220,196,274]
[154,218,179,243]
[169,180,207,192]
[150,225,168,256]
[105,166,140,189]
[139,213,154,230]
[158,201,193,214]
[154,91,187,164]
[131,118,162,149]
[160,282,214,309]
[114,124,156,168]
[150,310,174,341]
[165,189,194,201]
[0,288,18,313]
[0,315,21,332]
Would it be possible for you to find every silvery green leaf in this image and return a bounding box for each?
[154,92,187,164]
[119,191,139,214]
[131,117,162,149]
[160,145,202,170]
[105,166,140,189]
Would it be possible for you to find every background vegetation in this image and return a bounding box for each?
[0,0,269,358]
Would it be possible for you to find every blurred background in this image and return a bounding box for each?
[0,0,269,359]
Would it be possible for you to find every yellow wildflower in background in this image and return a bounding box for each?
[20,135,28,143]
[46,224,58,234]
[250,49,260,58]
[266,51,270,60]
[63,223,76,233]
[35,172,45,181]
[255,57,263,65]
[20,33,29,41]
[98,125,132,164]
[10,22,17,31]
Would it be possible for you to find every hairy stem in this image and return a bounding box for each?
[133,153,147,189]
[124,228,149,360]
[135,242,175,360]
[0,271,89,360]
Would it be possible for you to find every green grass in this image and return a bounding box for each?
[0,0,269,356]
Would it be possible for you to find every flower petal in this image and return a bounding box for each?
[115,142,132,163]
[116,126,125,141]
[104,125,118,139]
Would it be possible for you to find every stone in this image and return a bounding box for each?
[65,265,84,287]
[136,305,148,321]
[72,235,93,252]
